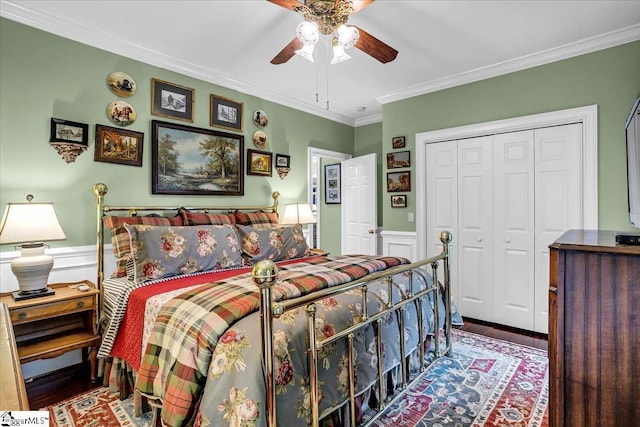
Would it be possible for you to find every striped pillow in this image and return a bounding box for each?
[103,214,182,278]
[234,211,279,230]
[180,210,236,226]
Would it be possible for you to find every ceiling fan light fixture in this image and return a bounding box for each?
[295,21,319,62]
[331,38,351,64]
[335,24,359,49]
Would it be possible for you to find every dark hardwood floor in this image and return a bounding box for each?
[28,317,547,409]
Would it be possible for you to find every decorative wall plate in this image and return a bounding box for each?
[107,71,136,97]
[253,130,268,149]
[253,110,268,128]
[107,100,136,126]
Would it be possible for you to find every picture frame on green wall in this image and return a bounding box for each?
[210,94,243,132]
[324,163,341,204]
[151,120,244,195]
[94,124,143,167]
[50,118,88,146]
[151,78,194,122]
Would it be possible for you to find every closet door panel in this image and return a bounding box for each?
[534,123,583,333]
[493,131,535,330]
[426,141,459,301]
[457,136,493,321]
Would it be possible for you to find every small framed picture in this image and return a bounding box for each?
[387,171,411,192]
[211,94,243,131]
[325,163,341,204]
[392,136,406,149]
[94,124,144,167]
[387,150,411,169]
[151,78,195,122]
[247,149,272,176]
[50,118,88,146]
[275,153,290,168]
[391,195,407,208]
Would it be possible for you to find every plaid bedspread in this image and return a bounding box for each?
[135,255,408,426]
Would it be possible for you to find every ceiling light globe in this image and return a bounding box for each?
[336,24,359,49]
[296,21,319,44]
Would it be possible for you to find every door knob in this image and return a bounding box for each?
[368,229,376,234]
[505,238,511,243]
[476,237,483,242]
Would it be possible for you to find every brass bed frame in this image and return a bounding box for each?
[93,182,453,427]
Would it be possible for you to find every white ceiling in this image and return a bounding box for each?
[2,0,640,126]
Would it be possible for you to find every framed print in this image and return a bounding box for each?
[275,153,290,168]
[387,150,411,169]
[50,118,88,145]
[247,149,272,176]
[392,136,406,149]
[324,163,341,204]
[152,120,243,195]
[94,124,143,166]
[151,78,194,122]
[387,171,411,192]
[210,94,243,131]
[391,195,407,208]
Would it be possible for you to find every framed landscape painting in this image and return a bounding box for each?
[94,124,143,166]
[151,120,244,195]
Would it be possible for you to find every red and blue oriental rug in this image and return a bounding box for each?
[46,329,548,426]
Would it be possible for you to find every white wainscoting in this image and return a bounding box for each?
[0,244,115,379]
[379,230,417,261]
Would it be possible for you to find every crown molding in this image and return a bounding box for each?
[0,1,356,126]
[377,24,640,105]
[354,113,383,127]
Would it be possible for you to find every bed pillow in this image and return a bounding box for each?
[103,214,183,278]
[234,211,279,230]
[180,209,236,226]
[125,224,242,282]
[236,224,309,265]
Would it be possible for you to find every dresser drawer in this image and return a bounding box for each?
[10,296,96,324]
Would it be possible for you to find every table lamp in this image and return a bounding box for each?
[280,203,317,226]
[0,195,66,300]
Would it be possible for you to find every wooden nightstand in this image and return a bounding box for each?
[0,280,101,383]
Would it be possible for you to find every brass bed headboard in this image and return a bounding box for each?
[92,182,280,317]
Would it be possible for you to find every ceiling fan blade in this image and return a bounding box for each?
[353,26,398,63]
[271,37,303,64]
[267,0,306,12]
[351,0,375,14]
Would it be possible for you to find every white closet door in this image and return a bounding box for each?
[426,141,459,301]
[533,123,583,333]
[457,136,494,320]
[493,131,536,330]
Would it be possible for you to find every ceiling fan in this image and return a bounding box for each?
[268,0,398,65]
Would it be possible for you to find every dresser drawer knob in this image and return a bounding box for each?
[17,312,27,320]
[77,301,84,308]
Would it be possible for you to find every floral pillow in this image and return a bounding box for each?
[125,224,242,282]
[236,224,309,265]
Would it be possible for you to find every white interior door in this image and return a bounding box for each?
[342,153,377,255]
[533,123,583,333]
[457,136,494,321]
[493,130,536,330]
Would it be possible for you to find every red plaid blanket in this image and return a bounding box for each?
[135,255,408,426]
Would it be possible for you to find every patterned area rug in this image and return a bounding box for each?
[46,329,548,427]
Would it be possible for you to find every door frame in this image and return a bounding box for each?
[308,147,351,249]
[415,104,598,260]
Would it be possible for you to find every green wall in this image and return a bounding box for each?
[2,17,639,254]
[382,40,640,233]
[0,18,354,250]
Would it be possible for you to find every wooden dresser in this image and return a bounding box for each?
[549,230,640,426]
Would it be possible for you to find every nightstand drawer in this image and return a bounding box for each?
[10,296,96,324]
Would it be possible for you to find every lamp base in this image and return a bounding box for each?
[12,286,55,301]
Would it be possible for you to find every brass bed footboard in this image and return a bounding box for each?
[254,231,453,427]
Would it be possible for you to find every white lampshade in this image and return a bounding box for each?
[0,198,66,299]
[331,42,351,64]
[335,24,359,49]
[280,203,317,225]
